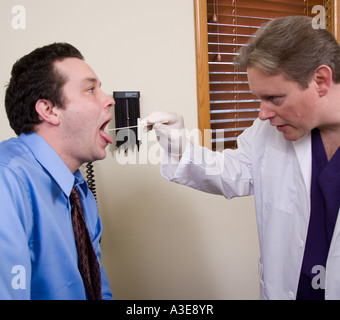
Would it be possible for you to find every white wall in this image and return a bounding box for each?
[0,0,260,299]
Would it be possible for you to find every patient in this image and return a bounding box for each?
[0,42,114,299]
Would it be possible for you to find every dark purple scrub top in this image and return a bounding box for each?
[297,129,340,299]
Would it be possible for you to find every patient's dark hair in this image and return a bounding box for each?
[5,42,84,135]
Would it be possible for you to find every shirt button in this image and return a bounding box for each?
[288,291,295,300]
[298,240,304,248]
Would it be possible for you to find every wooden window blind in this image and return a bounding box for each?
[194,0,336,151]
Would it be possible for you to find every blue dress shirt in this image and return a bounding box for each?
[0,133,112,300]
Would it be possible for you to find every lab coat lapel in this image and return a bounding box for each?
[292,132,312,200]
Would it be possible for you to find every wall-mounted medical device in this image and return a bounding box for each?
[113,91,141,151]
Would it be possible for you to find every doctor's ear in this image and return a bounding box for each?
[35,99,61,126]
[313,65,332,97]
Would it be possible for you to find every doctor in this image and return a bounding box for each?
[143,16,340,300]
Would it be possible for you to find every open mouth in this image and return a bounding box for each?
[99,120,113,145]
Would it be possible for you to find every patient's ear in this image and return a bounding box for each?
[313,65,332,97]
[35,99,61,126]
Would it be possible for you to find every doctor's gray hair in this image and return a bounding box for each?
[235,15,340,89]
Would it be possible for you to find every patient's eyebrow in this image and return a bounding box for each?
[81,77,102,87]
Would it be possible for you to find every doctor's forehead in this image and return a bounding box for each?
[247,68,291,95]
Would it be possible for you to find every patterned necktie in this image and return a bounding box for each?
[70,186,102,300]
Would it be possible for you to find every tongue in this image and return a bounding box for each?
[100,130,113,144]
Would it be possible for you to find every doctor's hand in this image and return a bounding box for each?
[141,111,186,156]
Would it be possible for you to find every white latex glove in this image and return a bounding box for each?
[141,111,186,156]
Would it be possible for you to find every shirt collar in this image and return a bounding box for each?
[18,132,83,197]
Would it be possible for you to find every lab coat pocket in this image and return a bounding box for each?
[260,145,298,215]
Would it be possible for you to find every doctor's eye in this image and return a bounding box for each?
[268,96,284,106]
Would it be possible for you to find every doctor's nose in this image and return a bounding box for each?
[258,101,276,121]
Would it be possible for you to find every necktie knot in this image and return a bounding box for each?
[70,187,81,206]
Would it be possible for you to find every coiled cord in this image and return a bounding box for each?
[86,162,97,201]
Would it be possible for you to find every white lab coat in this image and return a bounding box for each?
[161,118,340,300]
